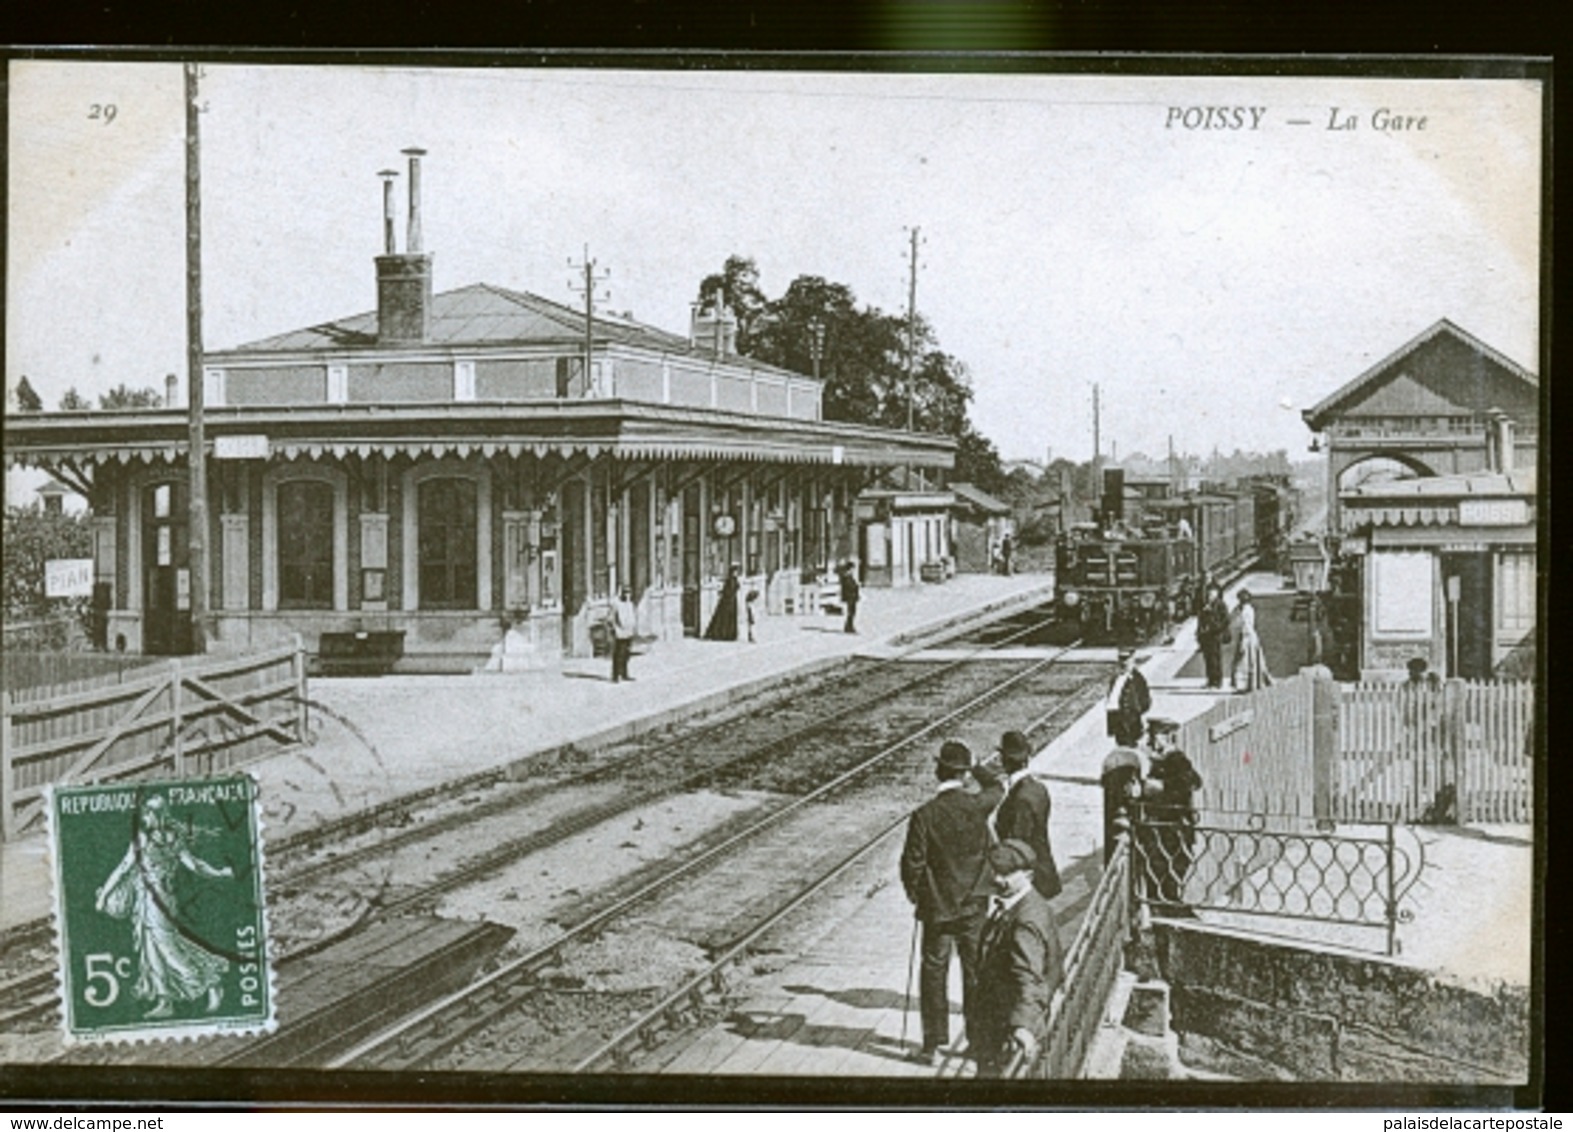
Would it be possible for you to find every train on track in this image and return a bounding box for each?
[1054,468,1298,643]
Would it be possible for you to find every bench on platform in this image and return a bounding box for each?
[316,630,405,676]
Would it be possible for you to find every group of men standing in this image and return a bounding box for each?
[899,731,1066,1077]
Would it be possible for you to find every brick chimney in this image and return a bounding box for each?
[689,302,737,357]
[375,148,433,345]
[1489,408,1515,475]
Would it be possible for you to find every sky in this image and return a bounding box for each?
[6,62,1544,474]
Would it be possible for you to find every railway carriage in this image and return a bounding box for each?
[1055,470,1297,642]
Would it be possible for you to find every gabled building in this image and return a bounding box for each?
[1302,320,1539,679]
[3,150,952,669]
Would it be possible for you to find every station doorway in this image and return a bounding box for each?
[1441,551,1493,680]
[142,480,191,656]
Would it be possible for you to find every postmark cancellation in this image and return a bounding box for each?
[45,774,276,1044]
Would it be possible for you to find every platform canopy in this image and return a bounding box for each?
[3,399,955,476]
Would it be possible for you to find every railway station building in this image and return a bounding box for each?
[3,154,953,670]
[1301,320,1539,680]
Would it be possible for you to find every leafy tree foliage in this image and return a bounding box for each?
[3,504,92,620]
[99,383,164,410]
[695,256,1007,490]
[56,383,163,411]
[695,255,768,354]
[14,376,42,411]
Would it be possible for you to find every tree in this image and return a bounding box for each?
[14,376,42,412]
[59,387,92,411]
[99,384,163,410]
[3,504,93,620]
[693,256,1008,492]
[953,425,1008,496]
[695,255,768,353]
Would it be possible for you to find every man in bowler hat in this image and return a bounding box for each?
[900,740,1002,1064]
[970,839,1066,1077]
[990,731,1062,901]
[1105,646,1151,748]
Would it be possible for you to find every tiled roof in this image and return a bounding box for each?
[1346,468,1536,499]
[950,481,1011,514]
[215,282,800,376]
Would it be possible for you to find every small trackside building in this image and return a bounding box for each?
[1302,319,1540,680]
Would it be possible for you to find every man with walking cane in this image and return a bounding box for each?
[900,740,1001,1066]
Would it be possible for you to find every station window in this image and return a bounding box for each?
[418,477,478,609]
[277,480,335,609]
[1497,551,1536,634]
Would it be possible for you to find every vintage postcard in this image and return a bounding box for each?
[1,56,1545,1106]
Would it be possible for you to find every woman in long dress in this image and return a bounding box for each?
[95,795,234,1018]
[1231,590,1273,692]
[703,565,741,641]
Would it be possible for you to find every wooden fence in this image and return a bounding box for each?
[1176,674,1323,817]
[4,651,162,695]
[2,640,308,840]
[1337,678,1534,825]
[1179,672,1534,825]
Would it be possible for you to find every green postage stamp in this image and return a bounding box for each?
[46,775,276,1044]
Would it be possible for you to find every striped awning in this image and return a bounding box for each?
[1342,505,1456,531]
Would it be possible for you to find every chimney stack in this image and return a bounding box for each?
[404,147,426,254]
[165,373,178,407]
[379,169,399,255]
[689,302,737,358]
[375,148,433,345]
[1491,409,1515,475]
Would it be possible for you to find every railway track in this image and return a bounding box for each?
[1,599,1070,1040]
[324,637,1103,1074]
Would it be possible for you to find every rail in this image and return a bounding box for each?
[328,630,1089,1071]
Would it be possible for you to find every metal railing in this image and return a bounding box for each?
[1130,807,1427,956]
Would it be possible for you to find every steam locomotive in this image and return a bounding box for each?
[1054,468,1297,643]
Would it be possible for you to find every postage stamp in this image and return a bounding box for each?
[45,774,275,1044]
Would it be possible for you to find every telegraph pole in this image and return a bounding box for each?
[905,226,920,432]
[568,245,610,395]
[184,61,208,654]
[1092,382,1101,475]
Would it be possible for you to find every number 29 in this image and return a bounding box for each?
[88,103,117,124]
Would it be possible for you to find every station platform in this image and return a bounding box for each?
[3,566,1530,1080]
[0,573,1055,935]
[649,571,1532,1078]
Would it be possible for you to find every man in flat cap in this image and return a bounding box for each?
[970,838,1066,1078]
[900,740,1003,1064]
[990,731,1062,902]
[1105,646,1151,749]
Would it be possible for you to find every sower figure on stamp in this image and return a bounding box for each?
[900,740,1002,1065]
[990,730,1062,902]
[970,839,1066,1078]
[1105,646,1151,748]
[95,795,234,1019]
